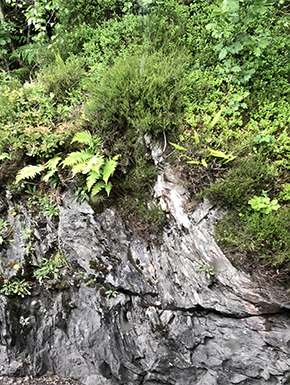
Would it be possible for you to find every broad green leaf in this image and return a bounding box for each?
[228,42,242,54]
[16,165,44,184]
[181,154,194,160]
[169,142,187,151]
[201,159,208,168]
[208,148,229,158]
[219,48,228,60]
[194,130,200,145]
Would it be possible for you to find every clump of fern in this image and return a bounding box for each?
[62,131,119,196]
[16,156,62,185]
[16,131,119,197]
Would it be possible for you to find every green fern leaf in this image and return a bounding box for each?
[86,171,101,191]
[45,156,62,170]
[91,182,106,197]
[102,157,118,184]
[83,154,104,174]
[0,153,11,161]
[104,181,112,196]
[16,165,45,184]
[71,161,89,176]
[71,131,101,150]
[62,150,93,167]
[43,169,58,182]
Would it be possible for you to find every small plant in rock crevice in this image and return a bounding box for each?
[20,226,36,258]
[33,252,67,282]
[198,260,215,279]
[0,219,9,246]
[27,194,59,219]
[2,277,32,298]
[105,289,118,298]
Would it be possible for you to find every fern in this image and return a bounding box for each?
[46,156,62,170]
[71,161,90,176]
[62,150,94,167]
[102,156,118,184]
[86,171,101,191]
[16,165,45,184]
[15,131,119,198]
[82,154,104,174]
[71,131,101,150]
[104,182,112,197]
[91,182,106,197]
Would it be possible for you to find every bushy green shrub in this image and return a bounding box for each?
[0,81,74,160]
[204,155,275,208]
[85,50,188,138]
[38,54,85,104]
[216,208,290,267]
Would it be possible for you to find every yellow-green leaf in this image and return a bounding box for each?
[169,142,187,151]
[102,158,118,184]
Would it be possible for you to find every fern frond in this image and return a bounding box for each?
[62,150,93,167]
[104,181,112,196]
[0,153,11,161]
[102,157,118,184]
[16,165,45,184]
[71,131,94,148]
[43,169,58,182]
[71,161,88,176]
[82,154,104,174]
[91,182,106,197]
[86,171,101,191]
[45,156,62,170]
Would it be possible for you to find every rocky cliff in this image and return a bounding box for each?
[0,161,290,385]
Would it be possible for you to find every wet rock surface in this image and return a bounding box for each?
[0,183,290,384]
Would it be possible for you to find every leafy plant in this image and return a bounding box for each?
[0,219,9,246]
[2,278,32,298]
[198,261,215,279]
[38,54,85,104]
[20,226,35,257]
[248,191,280,214]
[27,194,59,219]
[62,131,119,197]
[105,289,118,298]
[279,184,290,202]
[16,156,62,185]
[33,252,67,282]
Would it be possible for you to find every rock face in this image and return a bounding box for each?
[0,172,290,384]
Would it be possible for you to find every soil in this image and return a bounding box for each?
[0,372,85,385]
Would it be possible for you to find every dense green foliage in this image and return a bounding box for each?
[1,0,290,276]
